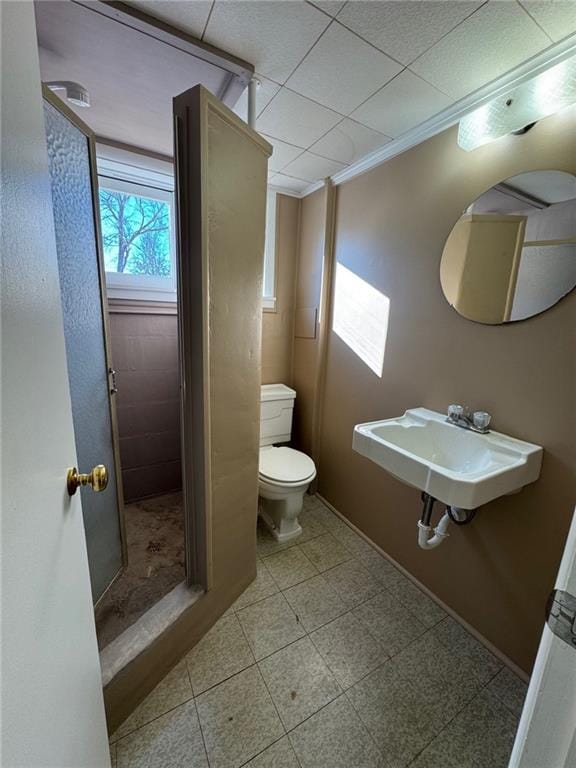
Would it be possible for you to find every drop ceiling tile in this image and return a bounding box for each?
[269,173,310,193]
[337,1,484,66]
[233,75,281,122]
[410,1,551,99]
[204,0,330,83]
[257,88,342,146]
[262,134,305,172]
[283,151,347,183]
[308,1,347,17]
[310,118,390,164]
[129,0,213,38]
[352,69,453,138]
[520,1,576,42]
[286,22,403,114]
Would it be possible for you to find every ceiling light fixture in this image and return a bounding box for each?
[458,53,576,151]
[45,80,91,108]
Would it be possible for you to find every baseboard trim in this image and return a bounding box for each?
[316,493,530,683]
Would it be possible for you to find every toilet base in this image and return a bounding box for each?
[258,485,307,542]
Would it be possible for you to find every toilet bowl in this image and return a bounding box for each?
[259,446,316,541]
[258,384,317,542]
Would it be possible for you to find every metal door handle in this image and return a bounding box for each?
[67,464,108,496]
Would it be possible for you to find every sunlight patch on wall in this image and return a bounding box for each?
[332,263,390,377]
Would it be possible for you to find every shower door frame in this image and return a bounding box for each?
[42,85,129,595]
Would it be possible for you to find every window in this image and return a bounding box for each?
[97,153,176,302]
[97,148,277,307]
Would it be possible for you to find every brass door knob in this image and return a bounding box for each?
[67,464,108,496]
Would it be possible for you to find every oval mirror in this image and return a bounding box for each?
[440,170,576,324]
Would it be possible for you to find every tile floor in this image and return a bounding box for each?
[109,494,527,768]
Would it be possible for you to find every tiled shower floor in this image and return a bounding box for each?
[95,493,185,650]
[109,494,527,768]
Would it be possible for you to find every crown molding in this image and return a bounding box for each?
[300,179,325,197]
[267,183,303,198]
[297,32,576,197]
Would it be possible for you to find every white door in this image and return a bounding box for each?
[1,3,111,767]
[509,506,576,767]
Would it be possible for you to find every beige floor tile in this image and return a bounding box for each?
[185,614,255,695]
[322,558,383,609]
[353,591,427,655]
[289,694,384,768]
[263,546,318,589]
[298,507,329,543]
[347,660,439,768]
[432,616,502,684]
[245,736,300,767]
[237,592,306,660]
[110,742,117,768]
[258,636,342,730]
[486,666,528,716]
[359,548,406,587]
[111,659,193,742]
[284,574,348,632]
[232,560,280,612]
[300,532,353,572]
[302,493,323,510]
[195,666,284,768]
[388,577,446,628]
[392,633,484,723]
[330,522,370,554]
[116,700,208,768]
[311,612,389,689]
[308,503,349,535]
[257,519,299,557]
[411,689,518,768]
[329,526,404,584]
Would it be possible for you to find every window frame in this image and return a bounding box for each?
[97,156,177,303]
[263,190,277,312]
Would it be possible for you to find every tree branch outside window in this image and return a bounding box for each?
[99,189,170,276]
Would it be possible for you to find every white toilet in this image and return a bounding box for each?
[259,384,316,542]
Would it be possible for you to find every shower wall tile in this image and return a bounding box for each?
[122,460,182,502]
[109,311,181,501]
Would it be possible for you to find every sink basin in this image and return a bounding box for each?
[353,408,542,509]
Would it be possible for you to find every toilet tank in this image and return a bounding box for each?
[260,384,296,446]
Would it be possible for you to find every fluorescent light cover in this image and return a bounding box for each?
[458,54,576,151]
[332,263,390,377]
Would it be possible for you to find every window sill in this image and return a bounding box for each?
[108,297,177,315]
[109,297,277,315]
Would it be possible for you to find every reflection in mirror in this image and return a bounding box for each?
[440,171,576,324]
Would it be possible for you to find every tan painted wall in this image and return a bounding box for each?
[262,193,300,385]
[313,107,576,673]
[292,186,327,456]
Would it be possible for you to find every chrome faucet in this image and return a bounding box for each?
[446,404,491,434]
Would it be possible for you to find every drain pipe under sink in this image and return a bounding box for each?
[417,493,475,549]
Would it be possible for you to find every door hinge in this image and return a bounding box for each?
[108,367,118,395]
[546,589,576,650]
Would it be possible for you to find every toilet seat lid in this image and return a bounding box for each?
[259,446,316,484]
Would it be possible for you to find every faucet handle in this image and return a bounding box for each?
[473,411,491,431]
[447,404,463,420]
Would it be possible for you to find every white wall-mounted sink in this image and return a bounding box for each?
[353,408,542,509]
